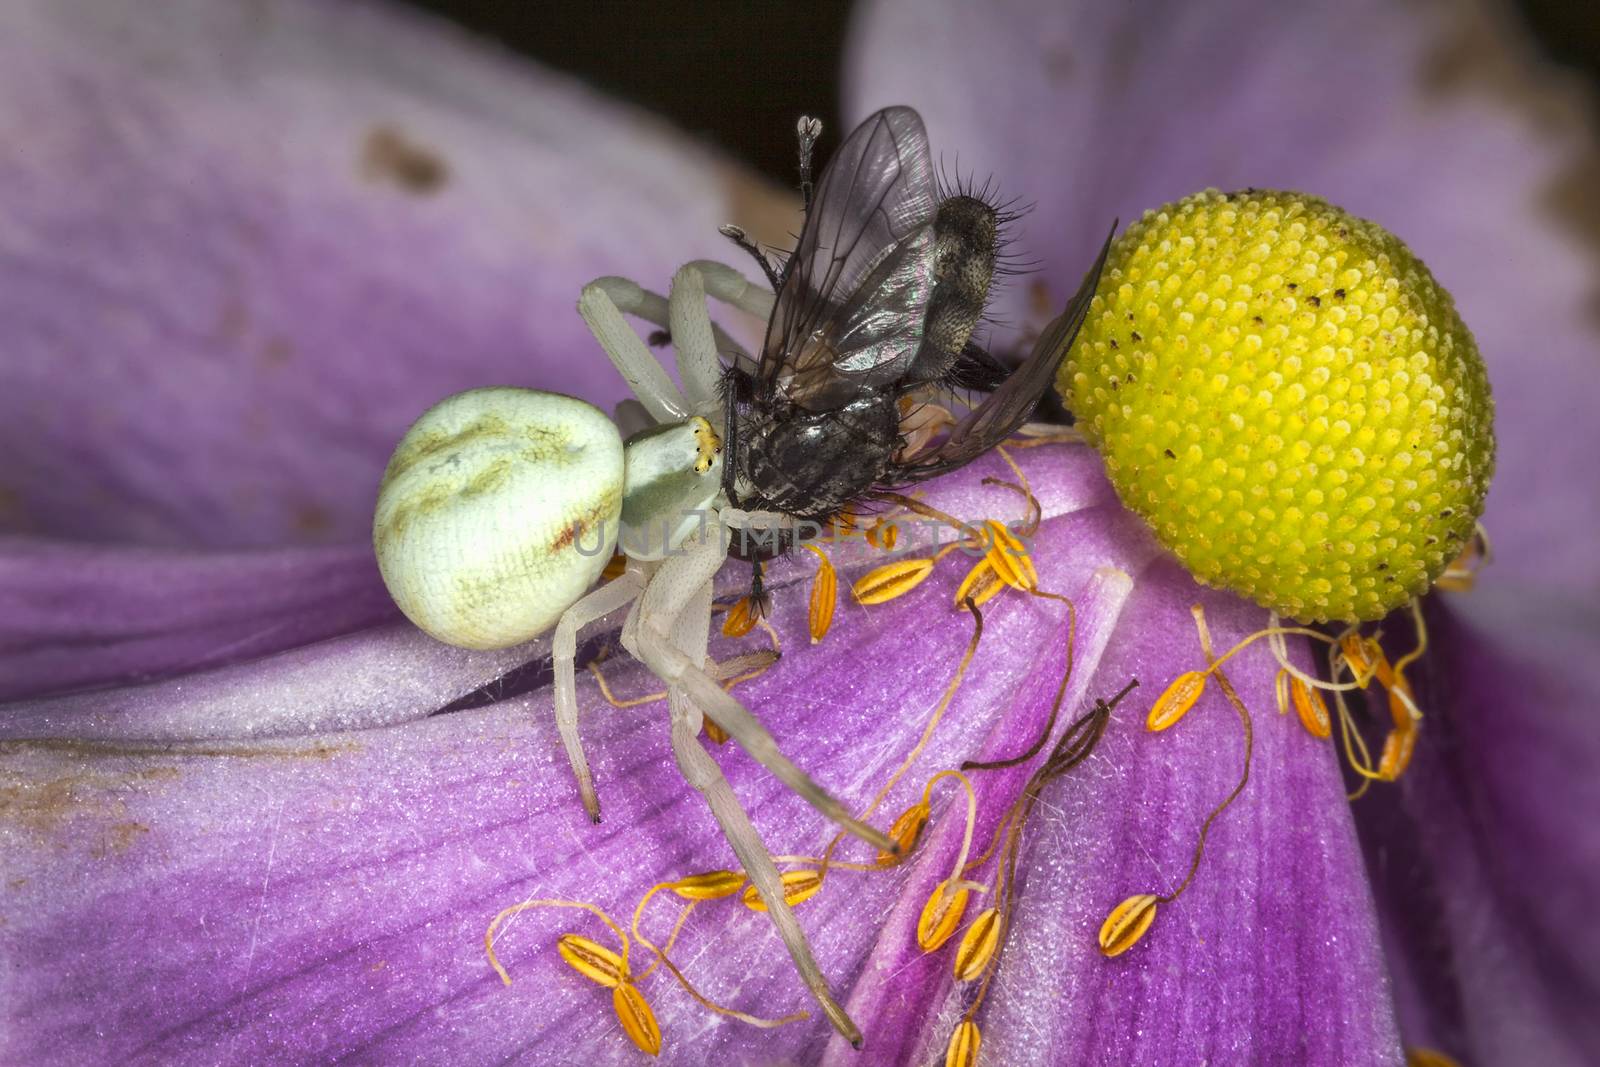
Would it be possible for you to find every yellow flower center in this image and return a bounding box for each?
[1058,189,1495,622]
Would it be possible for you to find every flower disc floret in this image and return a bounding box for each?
[1058,189,1495,622]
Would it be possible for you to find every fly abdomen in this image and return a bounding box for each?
[918,194,998,378]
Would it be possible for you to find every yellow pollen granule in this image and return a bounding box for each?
[1059,189,1495,622]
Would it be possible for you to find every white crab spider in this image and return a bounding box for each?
[373,259,884,1043]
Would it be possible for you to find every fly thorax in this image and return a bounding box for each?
[735,394,899,522]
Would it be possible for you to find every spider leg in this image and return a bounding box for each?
[667,265,724,413]
[667,689,862,1046]
[578,279,690,423]
[623,520,893,853]
[683,258,776,321]
[552,568,647,822]
[653,568,862,1044]
[585,262,772,399]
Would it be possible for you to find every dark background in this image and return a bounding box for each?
[404,0,1598,186]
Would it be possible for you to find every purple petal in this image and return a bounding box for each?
[0,538,395,702]
[823,556,1397,1065]
[846,9,1600,1055]
[0,0,765,548]
[1360,593,1600,1066]
[844,0,1600,597]
[1,446,1394,1064]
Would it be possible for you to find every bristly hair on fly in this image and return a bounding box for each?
[934,158,1038,281]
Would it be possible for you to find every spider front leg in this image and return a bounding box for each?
[623,518,893,853]
[578,279,691,423]
[551,565,648,822]
[640,528,864,1046]
[583,262,773,414]
[667,688,863,1046]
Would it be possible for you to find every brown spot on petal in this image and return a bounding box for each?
[95,820,151,858]
[360,125,449,195]
[212,298,249,345]
[259,336,295,368]
[0,485,30,529]
[0,762,177,850]
[292,503,335,537]
[1042,42,1075,84]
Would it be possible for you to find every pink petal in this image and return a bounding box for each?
[1361,593,1600,1066]
[1,445,1396,1064]
[0,539,394,701]
[0,0,757,548]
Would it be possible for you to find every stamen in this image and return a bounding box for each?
[963,589,1078,771]
[853,558,937,604]
[1007,425,1086,448]
[1098,894,1159,957]
[1147,671,1207,731]
[1338,631,1382,687]
[877,801,931,867]
[1289,675,1332,739]
[1392,597,1430,677]
[917,879,973,951]
[803,543,837,643]
[484,897,631,988]
[630,877,809,1030]
[985,444,1042,537]
[828,509,860,537]
[589,622,781,733]
[558,933,629,988]
[953,906,1002,981]
[721,596,759,638]
[669,870,746,900]
[1405,1048,1465,1067]
[944,1020,982,1067]
[984,520,1037,592]
[612,982,662,1056]
[741,869,823,912]
[954,558,1006,608]
[1104,605,1255,956]
[865,518,899,550]
[1433,522,1491,592]
[1266,612,1364,695]
[870,490,987,546]
[1331,601,1429,785]
[1377,726,1418,781]
[955,687,1129,1023]
[819,601,984,876]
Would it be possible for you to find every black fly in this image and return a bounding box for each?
[720,107,1113,599]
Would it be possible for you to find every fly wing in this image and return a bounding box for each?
[894,225,1116,480]
[760,107,939,412]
